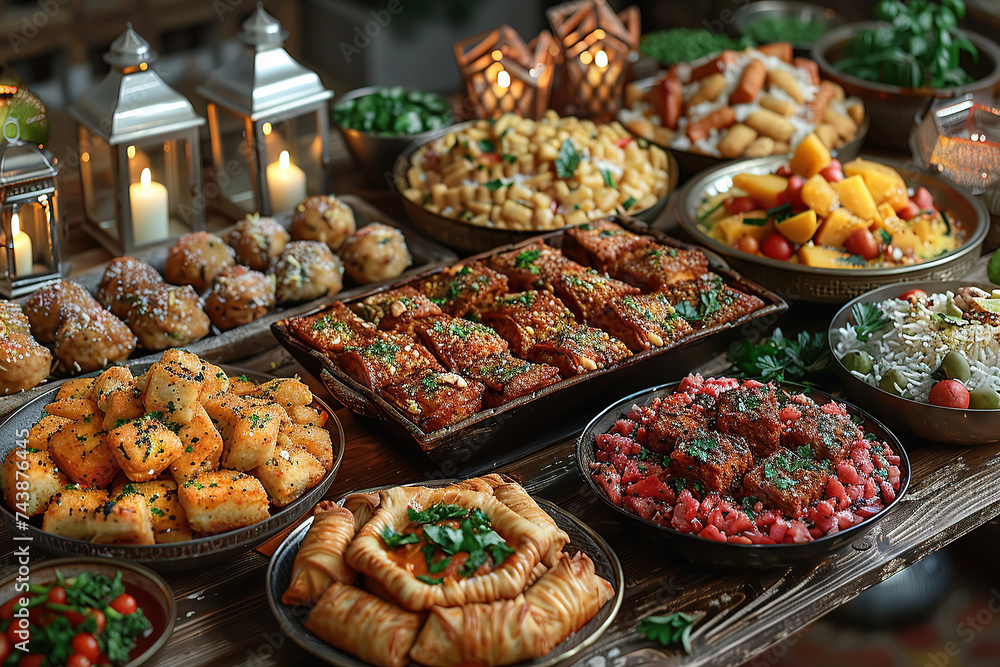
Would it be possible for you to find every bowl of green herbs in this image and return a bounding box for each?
[639,28,753,67]
[733,1,843,52]
[813,0,1000,150]
[333,85,454,188]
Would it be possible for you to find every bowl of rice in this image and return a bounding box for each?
[829,280,1000,445]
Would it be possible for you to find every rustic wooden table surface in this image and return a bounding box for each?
[3,129,1000,667]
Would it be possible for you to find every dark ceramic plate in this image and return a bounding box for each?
[576,381,910,569]
[0,362,345,571]
[265,479,624,667]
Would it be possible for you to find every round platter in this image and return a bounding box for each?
[265,479,625,667]
[0,362,345,571]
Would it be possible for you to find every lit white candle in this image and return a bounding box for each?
[266,150,307,215]
[129,167,169,246]
[9,213,32,276]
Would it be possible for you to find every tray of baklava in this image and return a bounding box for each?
[272,219,788,473]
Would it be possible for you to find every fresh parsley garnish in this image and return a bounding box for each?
[600,167,617,190]
[408,503,468,524]
[851,302,891,342]
[514,249,542,274]
[416,574,443,585]
[622,196,637,211]
[637,613,696,653]
[554,139,581,179]
[485,179,505,192]
[477,139,496,154]
[726,328,832,389]
[380,526,420,549]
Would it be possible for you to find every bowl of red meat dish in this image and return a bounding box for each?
[577,374,909,568]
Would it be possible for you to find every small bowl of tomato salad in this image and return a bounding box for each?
[0,559,175,667]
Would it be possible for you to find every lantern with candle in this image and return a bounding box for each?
[547,0,640,118]
[198,4,332,218]
[454,26,558,121]
[69,24,206,255]
[0,140,65,298]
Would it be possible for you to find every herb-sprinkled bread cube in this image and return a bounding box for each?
[177,470,270,534]
[106,415,183,482]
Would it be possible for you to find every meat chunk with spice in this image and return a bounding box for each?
[716,384,783,458]
[287,302,376,353]
[561,220,654,273]
[741,448,831,517]
[415,316,509,371]
[660,274,764,329]
[461,353,561,407]
[552,269,639,324]
[413,262,509,317]
[784,407,862,464]
[592,293,695,352]
[646,393,713,454]
[335,331,443,389]
[527,326,631,377]
[480,291,576,357]
[350,286,443,333]
[611,244,709,291]
[488,242,583,291]
[668,429,753,495]
[381,368,484,432]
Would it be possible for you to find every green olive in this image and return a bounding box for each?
[841,350,874,374]
[969,386,1000,410]
[938,351,971,383]
[879,368,908,396]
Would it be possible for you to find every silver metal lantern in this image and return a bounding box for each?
[198,4,333,218]
[0,140,65,298]
[70,24,206,255]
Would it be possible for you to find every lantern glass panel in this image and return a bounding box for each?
[262,110,325,194]
[208,104,255,215]
[1,198,57,282]
[79,127,115,232]
[123,136,198,244]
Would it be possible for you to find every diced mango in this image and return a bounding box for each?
[814,208,869,248]
[832,175,880,223]
[843,158,908,211]
[912,216,946,244]
[775,209,819,244]
[801,174,838,217]
[875,203,895,228]
[789,133,832,178]
[797,244,857,268]
[717,212,775,245]
[731,173,789,209]
[892,228,921,252]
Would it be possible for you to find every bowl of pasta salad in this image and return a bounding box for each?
[393,112,678,254]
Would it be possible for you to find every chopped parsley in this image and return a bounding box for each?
[514,249,542,274]
[622,196,637,211]
[485,179,505,192]
[554,139,581,179]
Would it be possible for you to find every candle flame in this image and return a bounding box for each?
[81,152,90,163]
[127,145,136,159]
[279,150,290,169]
[11,213,19,237]
[263,122,272,136]
[491,49,503,61]
[496,69,511,89]
[140,167,151,188]
[595,49,609,68]
[580,51,593,65]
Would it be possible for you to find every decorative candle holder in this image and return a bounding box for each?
[547,0,640,118]
[70,24,206,255]
[0,140,65,298]
[198,4,333,218]
[454,26,558,120]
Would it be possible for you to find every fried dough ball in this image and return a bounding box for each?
[165,232,236,294]
[98,257,164,319]
[0,303,51,394]
[204,265,276,331]
[227,214,290,272]
[24,281,93,343]
[269,241,344,305]
[126,285,210,350]
[339,222,412,284]
[55,306,136,373]
[290,195,356,251]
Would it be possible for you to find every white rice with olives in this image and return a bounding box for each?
[834,291,1000,403]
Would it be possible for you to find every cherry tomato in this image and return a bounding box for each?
[819,162,844,182]
[896,200,920,220]
[784,175,805,209]
[72,633,100,662]
[898,289,927,302]
[18,655,45,667]
[735,234,760,255]
[761,233,794,260]
[614,136,633,148]
[110,593,137,615]
[929,379,970,409]
[724,196,756,215]
[90,609,106,635]
[46,586,66,606]
[844,228,879,260]
[914,186,934,210]
[1,597,19,620]
[0,633,10,662]
[67,654,93,667]
[479,152,501,165]
[64,608,88,627]
[775,165,792,177]
[6,618,28,645]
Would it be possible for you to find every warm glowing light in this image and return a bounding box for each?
[580,51,593,65]
[127,145,136,159]
[11,213,19,237]
[139,62,148,71]
[491,49,503,61]
[140,167,151,188]
[496,69,511,89]
[262,122,272,136]
[594,29,605,39]
[279,150,290,170]
[163,142,170,152]
[594,49,609,68]
[81,152,90,163]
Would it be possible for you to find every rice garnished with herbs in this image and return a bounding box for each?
[834,291,1000,403]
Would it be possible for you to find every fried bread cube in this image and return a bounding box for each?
[381,368,485,433]
[480,291,577,357]
[335,332,443,390]
[106,415,183,482]
[488,242,582,291]
[660,274,765,329]
[201,361,230,399]
[55,378,95,401]
[177,470,270,534]
[287,302,376,353]
[252,443,326,507]
[249,378,313,411]
[669,429,754,495]
[592,293,695,352]
[89,490,155,545]
[93,366,144,432]
[170,403,223,482]
[527,326,632,377]
[45,398,99,421]
[26,414,72,451]
[460,353,562,407]
[413,262,509,317]
[204,393,282,471]
[278,422,335,472]
[286,405,327,427]
[741,448,832,517]
[48,419,120,488]
[415,317,509,372]
[552,269,639,324]
[561,220,654,273]
[2,448,68,516]
[350,286,443,332]
[716,384,783,458]
[228,374,257,396]
[140,353,205,425]
[612,244,709,291]
[42,486,109,540]
[109,479,191,543]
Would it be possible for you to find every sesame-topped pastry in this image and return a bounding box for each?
[479,291,577,357]
[560,220,655,273]
[287,302,377,353]
[380,368,485,432]
[414,316,509,372]
[270,240,345,305]
[165,231,237,294]
[413,262,508,318]
[488,242,581,292]
[55,305,136,373]
[204,265,276,331]
[339,223,412,285]
[97,257,165,319]
[228,213,291,272]
[23,280,94,343]
[126,284,211,350]
[290,194,357,251]
[351,286,443,333]
[0,302,52,394]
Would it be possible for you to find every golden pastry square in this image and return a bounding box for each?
[252,442,326,508]
[42,486,109,540]
[26,414,72,451]
[177,469,270,534]
[110,479,192,543]
[106,415,184,482]
[89,491,155,545]
[278,422,334,472]
[47,418,120,488]
[1,448,67,516]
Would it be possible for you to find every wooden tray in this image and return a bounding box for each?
[272,226,789,476]
[0,195,457,418]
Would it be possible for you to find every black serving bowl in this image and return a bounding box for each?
[576,381,911,569]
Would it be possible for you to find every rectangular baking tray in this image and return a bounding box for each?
[272,224,789,476]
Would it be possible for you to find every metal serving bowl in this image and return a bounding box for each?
[813,22,1000,151]
[333,86,456,188]
[576,381,910,569]
[673,154,989,303]
[0,362,345,571]
[732,1,844,52]
[829,280,1000,445]
[392,120,679,255]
